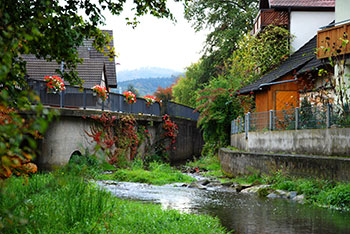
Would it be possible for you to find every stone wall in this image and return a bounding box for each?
[37,108,203,169]
[219,148,350,181]
[231,128,350,156]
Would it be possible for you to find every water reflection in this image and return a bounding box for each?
[97,180,350,234]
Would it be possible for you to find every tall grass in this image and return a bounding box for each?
[0,171,227,233]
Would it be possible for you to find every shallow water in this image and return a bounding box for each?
[97,180,350,234]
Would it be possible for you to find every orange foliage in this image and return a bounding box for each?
[153,86,173,103]
[0,106,38,179]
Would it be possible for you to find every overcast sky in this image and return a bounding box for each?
[100,1,208,72]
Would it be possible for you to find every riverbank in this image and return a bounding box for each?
[87,154,350,211]
[0,163,227,233]
[185,154,350,211]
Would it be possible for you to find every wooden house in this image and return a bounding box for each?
[241,0,336,114]
[239,35,332,113]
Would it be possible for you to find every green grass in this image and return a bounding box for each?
[97,161,195,185]
[229,170,350,210]
[0,172,227,233]
[186,154,229,180]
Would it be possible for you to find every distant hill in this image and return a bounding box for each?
[117,67,183,82]
[116,76,178,96]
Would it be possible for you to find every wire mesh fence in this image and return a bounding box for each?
[249,111,270,131]
[299,105,327,129]
[232,103,350,134]
[231,117,245,134]
[27,80,195,120]
[330,104,350,128]
[273,109,295,130]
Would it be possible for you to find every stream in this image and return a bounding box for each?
[96,179,350,234]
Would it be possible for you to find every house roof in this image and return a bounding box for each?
[23,30,117,89]
[239,35,324,94]
[260,0,335,9]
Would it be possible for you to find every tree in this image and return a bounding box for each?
[195,26,291,155]
[172,62,203,107]
[127,84,140,97]
[0,0,185,179]
[154,86,173,103]
[185,0,259,82]
[172,75,197,107]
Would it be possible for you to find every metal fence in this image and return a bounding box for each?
[166,101,200,121]
[28,80,198,120]
[232,104,350,134]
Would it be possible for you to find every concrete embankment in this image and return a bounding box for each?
[219,148,350,181]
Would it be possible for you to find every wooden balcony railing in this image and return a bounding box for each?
[252,9,289,35]
[317,22,350,59]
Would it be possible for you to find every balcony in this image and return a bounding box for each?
[317,22,350,59]
[252,9,289,35]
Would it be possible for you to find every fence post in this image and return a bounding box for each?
[60,90,64,108]
[245,112,250,139]
[295,107,299,130]
[231,120,234,134]
[83,89,86,110]
[326,103,331,128]
[269,110,274,131]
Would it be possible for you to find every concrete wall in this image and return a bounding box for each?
[37,108,203,169]
[290,11,334,51]
[169,117,203,162]
[231,128,350,157]
[336,0,350,22]
[219,148,350,181]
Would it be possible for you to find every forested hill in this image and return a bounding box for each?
[118,67,183,82]
[117,76,178,96]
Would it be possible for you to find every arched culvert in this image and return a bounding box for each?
[69,150,83,164]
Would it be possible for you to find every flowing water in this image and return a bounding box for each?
[97,180,350,234]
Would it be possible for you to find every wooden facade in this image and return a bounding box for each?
[255,75,300,112]
[317,22,350,59]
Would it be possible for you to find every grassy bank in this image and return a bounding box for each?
[187,154,350,211]
[97,161,195,185]
[0,171,227,233]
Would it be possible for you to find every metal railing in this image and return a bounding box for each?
[28,80,198,120]
[232,104,350,134]
[166,101,200,121]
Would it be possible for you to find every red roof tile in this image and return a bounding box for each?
[269,0,335,8]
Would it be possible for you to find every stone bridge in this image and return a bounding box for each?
[35,108,203,169]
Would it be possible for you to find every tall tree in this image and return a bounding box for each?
[184,0,259,83]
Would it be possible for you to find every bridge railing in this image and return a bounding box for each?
[28,80,198,120]
[166,101,200,121]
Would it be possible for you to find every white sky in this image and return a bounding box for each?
[100,1,208,72]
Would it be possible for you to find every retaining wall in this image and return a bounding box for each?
[219,148,350,181]
[231,128,350,156]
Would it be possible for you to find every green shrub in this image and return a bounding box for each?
[317,183,350,210]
